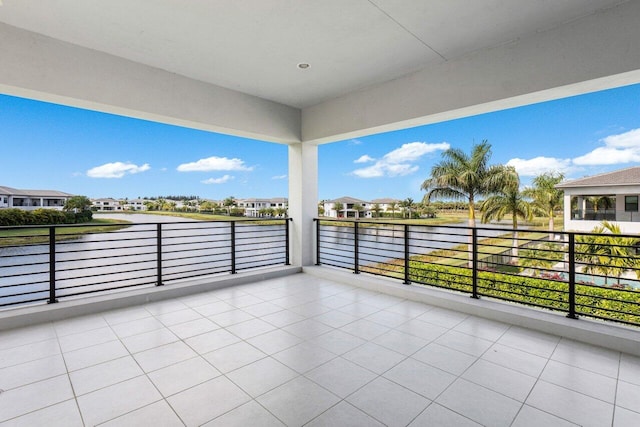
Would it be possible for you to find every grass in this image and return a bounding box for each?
[0,218,131,246]
[100,210,286,224]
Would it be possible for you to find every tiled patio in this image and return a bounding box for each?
[1,273,639,426]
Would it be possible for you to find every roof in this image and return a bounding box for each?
[556,167,640,188]
[370,198,400,204]
[237,197,288,203]
[0,185,73,197]
[329,196,367,204]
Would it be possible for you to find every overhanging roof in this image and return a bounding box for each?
[557,166,640,188]
[0,185,73,198]
[1,1,640,144]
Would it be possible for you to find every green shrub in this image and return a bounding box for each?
[0,208,92,226]
[408,261,640,325]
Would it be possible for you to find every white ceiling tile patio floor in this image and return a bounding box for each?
[1,273,639,426]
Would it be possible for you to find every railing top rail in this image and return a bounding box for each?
[314,217,640,239]
[0,217,292,231]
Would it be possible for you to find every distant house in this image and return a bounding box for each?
[557,166,640,233]
[91,198,122,211]
[322,196,402,218]
[122,199,148,211]
[370,198,401,217]
[0,185,73,211]
[323,196,369,218]
[236,197,288,217]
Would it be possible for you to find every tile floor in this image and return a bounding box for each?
[1,273,639,426]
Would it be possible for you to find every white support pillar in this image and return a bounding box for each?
[288,143,318,266]
[564,194,572,225]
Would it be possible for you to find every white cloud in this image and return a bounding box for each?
[506,157,574,177]
[87,162,150,178]
[354,155,375,164]
[177,156,253,172]
[349,139,363,145]
[271,174,287,180]
[383,142,450,163]
[352,141,449,178]
[201,175,234,184]
[601,128,640,148]
[573,128,640,165]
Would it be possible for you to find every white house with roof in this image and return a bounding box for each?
[237,197,288,217]
[322,197,403,218]
[323,197,368,218]
[0,186,73,210]
[122,199,148,211]
[557,166,640,233]
[370,198,402,217]
[91,198,123,211]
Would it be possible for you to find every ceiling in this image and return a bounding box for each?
[0,0,628,109]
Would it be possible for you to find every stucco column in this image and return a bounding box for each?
[288,143,318,266]
[564,194,572,225]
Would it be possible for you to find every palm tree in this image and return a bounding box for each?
[389,202,398,218]
[520,242,565,276]
[371,203,381,218]
[422,141,517,265]
[333,202,344,218]
[523,172,564,239]
[421,141,517,229]
[480,170,533,259]
[352,203,364,219]
[223,197,235,215]
[400,198,415,218]
[576,221,639,285]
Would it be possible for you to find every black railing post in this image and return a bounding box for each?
[48,226,58,304]
[403,224,410,284]
[567,233,577,319]
[471,227,479,299]
[315,219,321,266]
[285,218,290,265]
[156,223,163,286]
[354,222,360,274]
[231,221,237,274]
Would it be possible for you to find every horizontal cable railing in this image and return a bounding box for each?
[0,218,290,308]
[315,218,640,326]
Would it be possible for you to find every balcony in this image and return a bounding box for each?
[571,210,640,223]
[2,219,640,426]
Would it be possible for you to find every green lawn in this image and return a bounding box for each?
[105,210,284,222]
[0,218,131,246]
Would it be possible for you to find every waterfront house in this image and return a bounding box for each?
[558,166,640,233]
[91,198,123,212]
[323,197,401,218]
[122,198,148,211]
[0,185,72,210]
[323,196,369,218]
[237,197,288,217]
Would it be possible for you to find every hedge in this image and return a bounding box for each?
[408,261,640,325]
[0,208,92,226]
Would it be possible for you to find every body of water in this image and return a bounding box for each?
[0,214,286,306]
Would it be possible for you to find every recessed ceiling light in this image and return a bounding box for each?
[297,63,310,69]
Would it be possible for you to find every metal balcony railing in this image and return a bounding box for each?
[315,218,640,326]
[0,219,290,308]
[571,209,640,222]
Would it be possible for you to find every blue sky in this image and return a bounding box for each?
[2,83,640,201]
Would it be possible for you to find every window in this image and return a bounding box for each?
[625,196,638,212]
